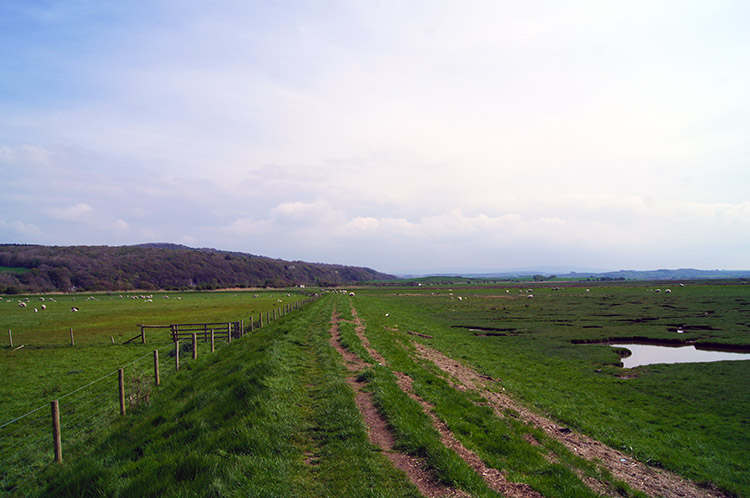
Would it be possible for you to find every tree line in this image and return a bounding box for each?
[0,244,393,294]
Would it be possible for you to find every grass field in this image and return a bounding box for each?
[0,290,306,422]
[352,281,750,496]
[1,282,748,496]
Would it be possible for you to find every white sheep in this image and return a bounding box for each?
[527,294,534,298]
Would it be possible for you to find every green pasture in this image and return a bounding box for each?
[353,281,750,496]
[2,282,748,496]
[0,290,310,422]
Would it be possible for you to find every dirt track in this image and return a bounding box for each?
[412,341,729,498]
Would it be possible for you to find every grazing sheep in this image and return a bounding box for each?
[527,294,534,298]
[665,289,672,293]
[34,308,38,312]
[41,304,46,310]
[71,307,79,312]
[349,292,355,296]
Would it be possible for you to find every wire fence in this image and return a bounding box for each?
[0,294,320,494]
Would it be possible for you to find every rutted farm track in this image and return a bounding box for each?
[331,300,730,498]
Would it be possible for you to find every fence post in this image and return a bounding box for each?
[240,319,244,337]
[175,340,180,371]
[250,317,254,332]
[227,322,232,344]
[118,368,126,416]
[192,333,197,360]
[259,313,263,328]
[153,350,160,386]
[211,329,215,353]
[8,329,12,349]
[51,400,62,464]
[111,336,115,344]
[141,325,145,344]
[70,328,74,347]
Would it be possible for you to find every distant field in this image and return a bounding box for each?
[0,267,29,274]
[0,289,309,421]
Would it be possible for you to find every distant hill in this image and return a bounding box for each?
[442,268,750,281]
[0,244,394,293]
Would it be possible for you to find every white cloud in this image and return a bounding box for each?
[47,202,93,221]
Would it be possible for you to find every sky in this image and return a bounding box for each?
[1,1,749,275]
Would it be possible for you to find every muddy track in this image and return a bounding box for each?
[349,305,544,498]
[328,309,468,498]
[412,341,729,498]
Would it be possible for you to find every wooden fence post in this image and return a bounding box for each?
[111,336,115,344]
[175,340,180,371]
[240,320,244,337]
[51,400,62,464]
[69,328,74,347]
[259,313,263,328]
[153,350,160,386]
[8,329,12,349]
[118,368,126,416]
[141,325,145,344]
[192,333,197,360]
[227,322,232,344]
[250,317,254,332]
[211,329,215,353]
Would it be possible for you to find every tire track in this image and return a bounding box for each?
[349,304,543,498]
[412,341,729,498]
[328,308,467,498]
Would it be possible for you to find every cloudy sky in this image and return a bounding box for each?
[1,1,748,274]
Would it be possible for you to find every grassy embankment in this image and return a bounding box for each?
[353,282,750,497]
[21,295,422,497]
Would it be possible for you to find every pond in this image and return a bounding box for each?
[611,343,750,369]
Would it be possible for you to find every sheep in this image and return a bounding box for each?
[665,289,672,293]
[71,307,79,312]
[41,304,46,310]
[349,292,355,296]
[527,294,534,298]
[34,308,38,312]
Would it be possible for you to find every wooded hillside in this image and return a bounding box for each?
[0,244,394,293]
